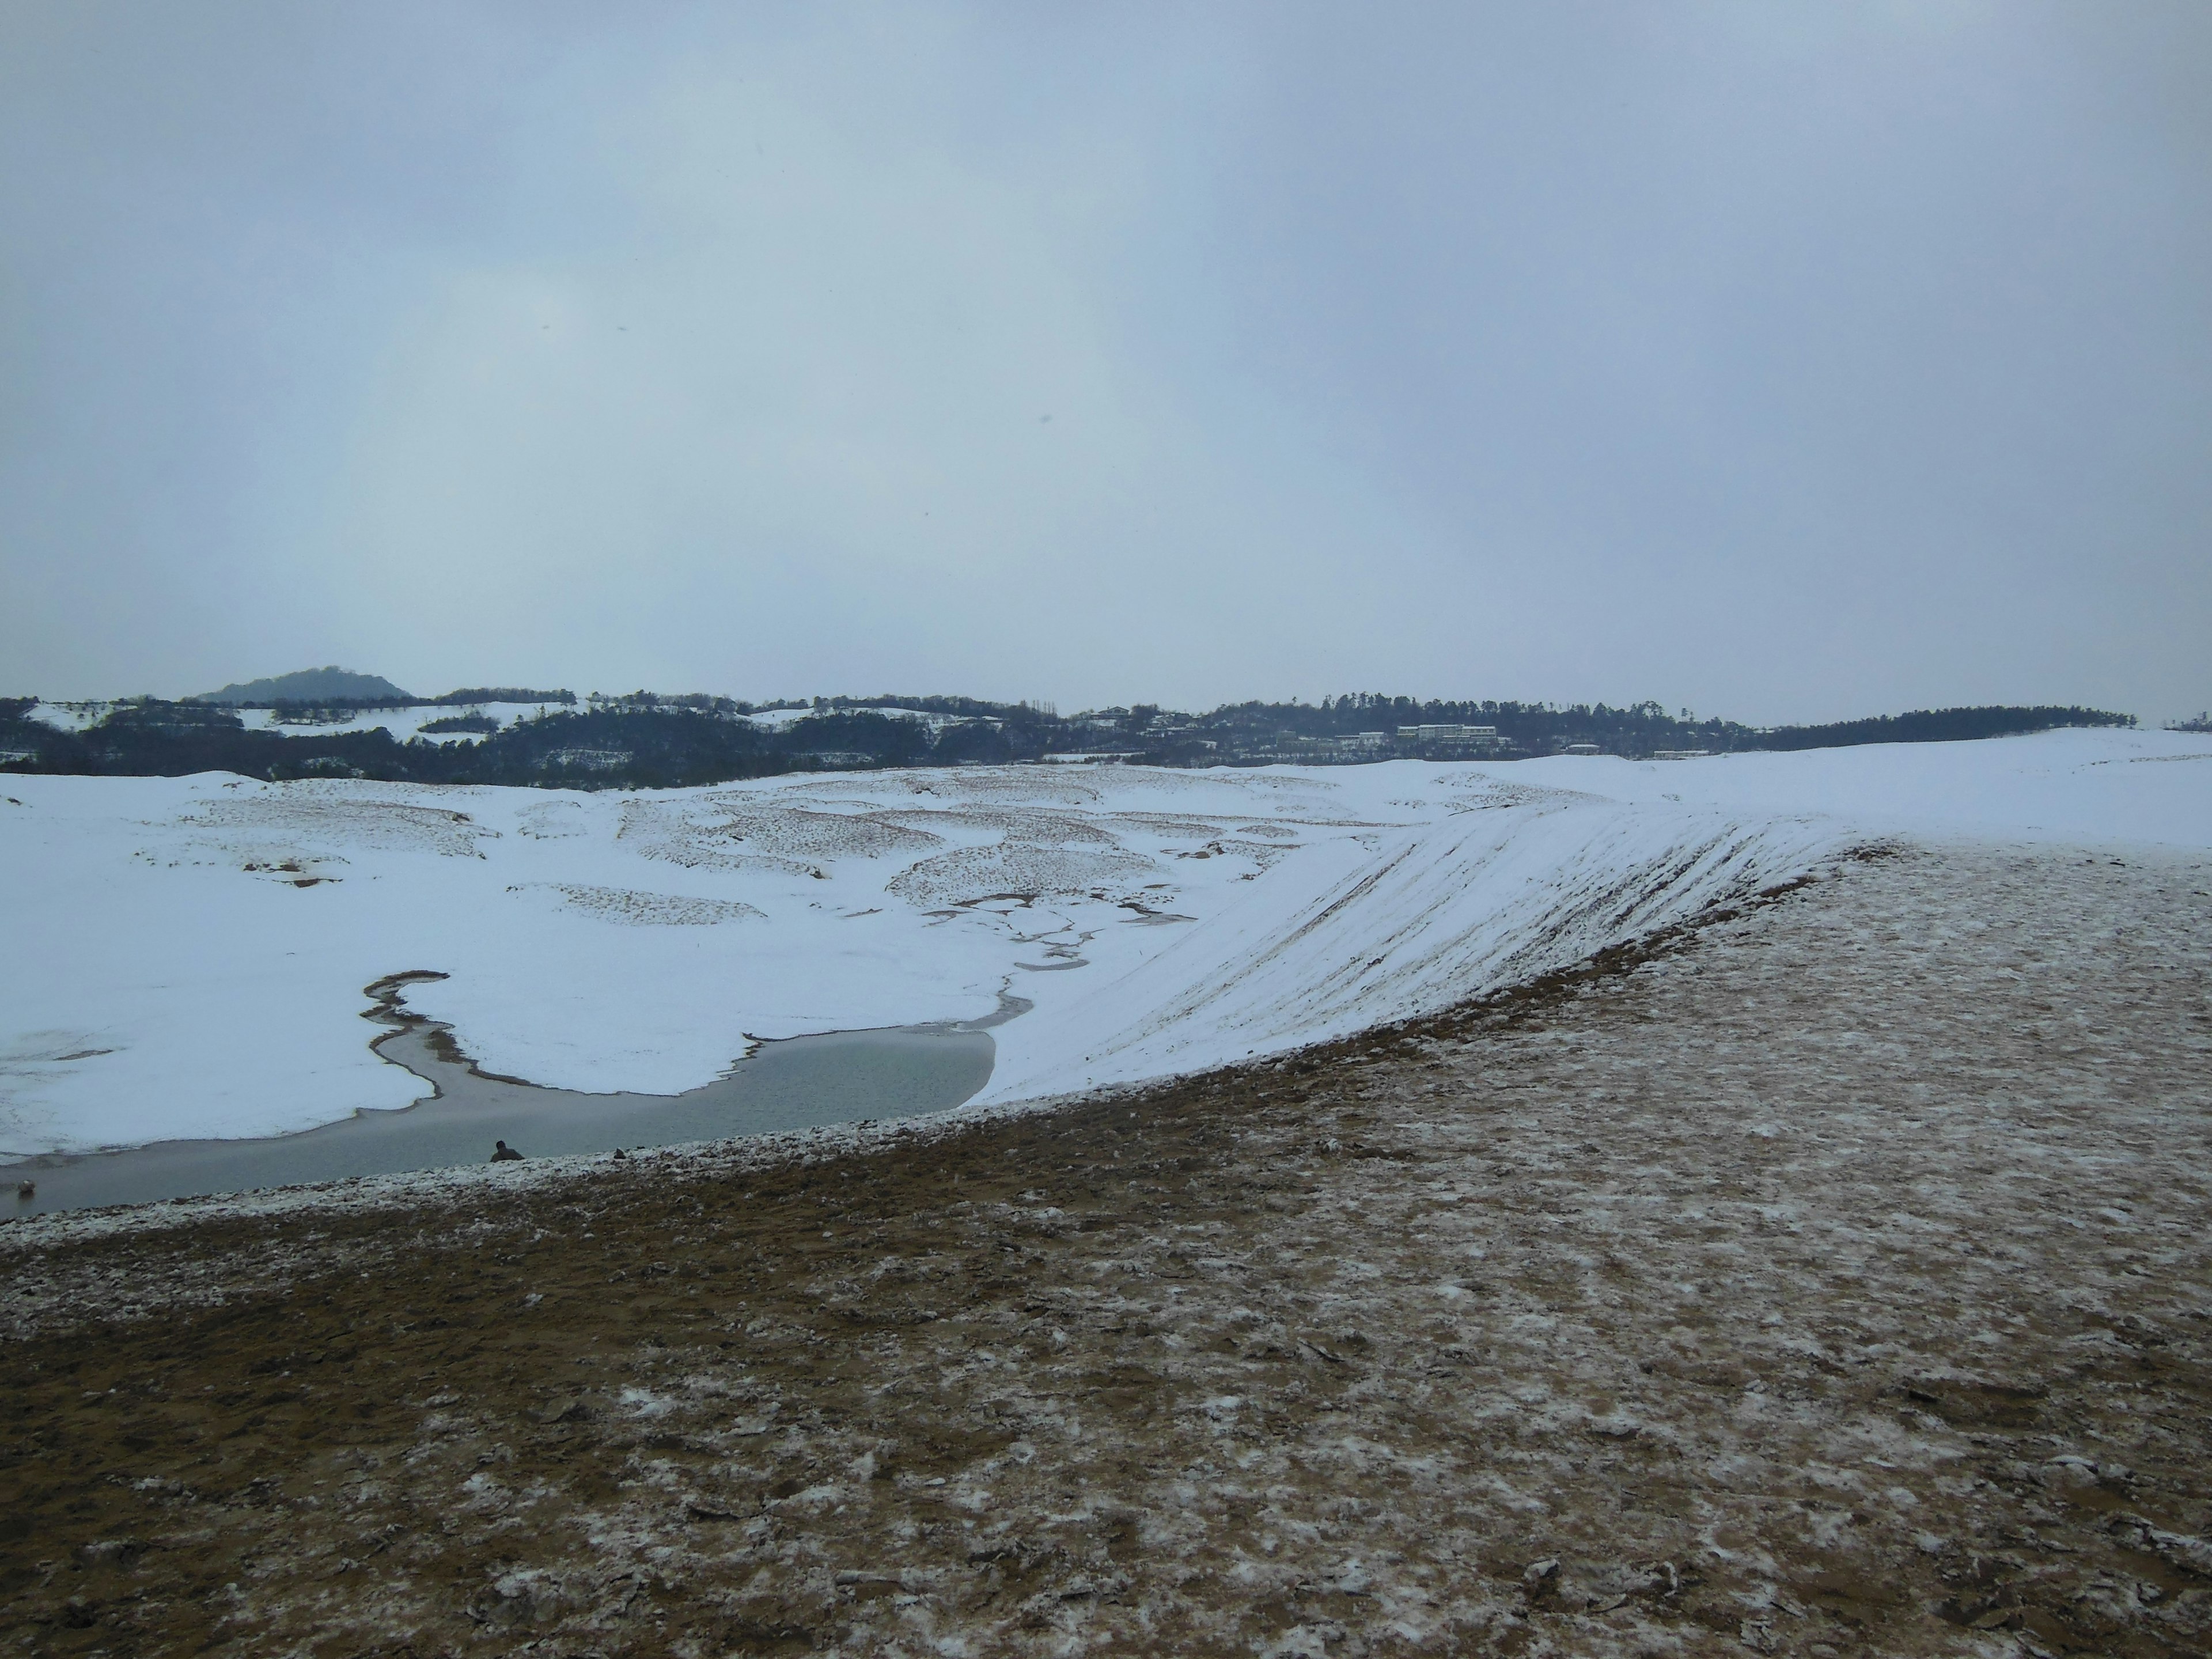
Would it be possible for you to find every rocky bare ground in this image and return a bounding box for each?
[3,840,2210,1657]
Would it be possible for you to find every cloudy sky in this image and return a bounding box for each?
[3,2,2206,721]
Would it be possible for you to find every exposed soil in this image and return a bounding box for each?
[4,840,2209,1657]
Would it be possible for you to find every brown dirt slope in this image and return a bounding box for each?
[3,841,2210,1657]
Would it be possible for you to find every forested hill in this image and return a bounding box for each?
[1753,706,2135,751]
[0,702,1046,789]
[0,694,2138,789]
[1131,697,2131,763]
[195,668,414,705]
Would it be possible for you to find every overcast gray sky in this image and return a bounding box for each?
[3,2,2206,722]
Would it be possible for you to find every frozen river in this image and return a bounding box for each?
[7,979,994,1216]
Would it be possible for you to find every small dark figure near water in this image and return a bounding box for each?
[14,1181,32,1200]
[612,1147,627,1160]
[491,1141,524,1162]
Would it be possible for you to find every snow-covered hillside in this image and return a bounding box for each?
[228,701,566,743]
[21,699,566,744]
[739,704,990,734]
[2,728,2205,1157]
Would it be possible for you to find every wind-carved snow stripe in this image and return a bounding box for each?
[175,796,493,858]
[887,842,1158,909]
[978,800,1854,1103]
[535,884,766,927]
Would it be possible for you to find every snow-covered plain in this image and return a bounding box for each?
[2,727,2205,1157]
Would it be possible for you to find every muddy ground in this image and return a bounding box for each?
[4,840,2210,1657]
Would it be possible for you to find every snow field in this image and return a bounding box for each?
[1,727,2206,1156]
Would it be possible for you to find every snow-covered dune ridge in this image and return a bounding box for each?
[2,726,2206,1156]
[978,791,1846,1102]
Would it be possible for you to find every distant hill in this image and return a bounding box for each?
[1753,704,2133,751]
[5,688,2147,790]
[194,668,414,706]
[432,686,576,706]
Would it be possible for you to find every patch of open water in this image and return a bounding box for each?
[7,973,1014,1217]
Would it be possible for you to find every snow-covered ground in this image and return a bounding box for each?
[2,727,2205,1157]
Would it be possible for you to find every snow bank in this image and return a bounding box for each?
[2,728,2204,1156]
